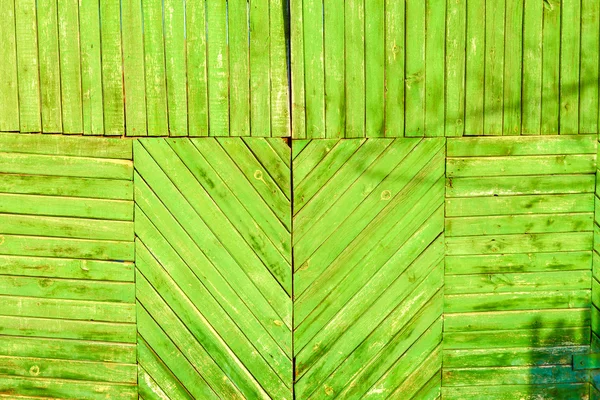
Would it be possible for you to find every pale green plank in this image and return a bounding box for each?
[384,0,404,137]
[324,0,345,138]
[228,0,249,137]
[100,0,124,135]
[365,0,384,137]
[164,0,187,136]
[290,0,306,139]
[270,0,290,137]
[304,0,324,138]
[186,0,209,136]
[0,0,19,131]
[445,0,465,137]
[345,0,365,138]
[425,0,445,137]
[464,0,485,135]
[405,0,425,136]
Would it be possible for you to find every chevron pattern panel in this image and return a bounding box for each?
[133,138,292,399]
[0,133,136,398]
[292,138,445,399]
[443,135,597,399]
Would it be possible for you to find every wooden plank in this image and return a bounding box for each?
[324,0,345,138]
[446,155,596,177]
[186,0,209,136]
[445,0,465,137]
[290,0,306,138]
[0,0,19,131]
[502,0,523,135]
[384,0,404,137]
[521,0,543,134]
[122,0,147,136]
[444,346,590,368]
[37,0,63,133]
[79,0,104,134]
[444,365,588,386]
[580,0,600,133]
[483,0,504,135]
[443,384,588,399]
[446,135,597,156]
[405,0,425,136]
[15,0,42,132]
[345,0,366,138]
[207,0,229,136]
[424,0,445,137]
[99,0,124,135]
[142,0,168,136]
[365,0,384,137]
[57,0,83,133]
[560,0,581,134]
[446,175,595,197]
[228,0,249,137]
[163,0,187,136]
[270,0,290,137]
[464,0,485,135]
[0,376,137,399]
[303,0,324,138]
[541,0,561,134]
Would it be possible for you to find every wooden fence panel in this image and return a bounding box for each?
[0,133,136,398]
[134,138,292,398]
[293,138,445,398]
[444,135,597,398]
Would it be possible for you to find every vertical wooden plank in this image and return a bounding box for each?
[580,0,599,133]
[122,0,147,136]
[228,0,250,137]
[250,0,271,137]
[405,0,426,136]
[143,0,168,136]
[522,0,543,135]
[58,0,83,134]
[303,0,324,138]
[100,0,125,135]
[291,0,306,139]
[324,0,345,138]
[541,0,561,134]
[503,0,523,135]
[445,0,465,137]
[483,0,504,135]
[79,0,103,135]
[384,0,404,137]
[365,0,384,137]
[0,0,19,131]
[345,0,366,138]
[206,0,229,137]
[270,0,291,137]
[37,0,63,133]
[164,0,188,136]
[464,0,485,135]
[560,0,581,134]
[15,0,42,132]
[425,0,445,137]
[187,0,209,136]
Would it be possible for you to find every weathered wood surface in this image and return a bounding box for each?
[293,138,445,398]
[293,0,600,138]
[444,135,597,398]
[0,133,136,398]
[1,2,289,137]
[134,138,292,399]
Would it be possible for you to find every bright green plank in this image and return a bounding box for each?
[446,175,595,197]
[143,0,168,136]
[99,0,124,135]
[0,376,137,399]
[560,0,581,134]
[249,0,270,137]
[580,0,600,133]
[122,0,146,136]
[290,0,306,138]
[464,0,485,135]
[365,0,384,137]
[37,0,62,133]
[405,0,425,136]
[503,0,522,135]
[446,135,597,156]
[0,0,19,131]
[445,0,465,137]
[522,0,543,134]
[79,0,104,134]
[446,155,596,177]
[324,0,345,138]
[444,365,588,386]
[541,0,561,134]
[303,0,324,138]
[345,0,365,138]
[207,0,229,136]
[444,327,590,349]
[15,0,42,132]
[228,0,249,137]
[186,0,209,136]
[424,0,445,137]
[384,0,404,137]
[0,335,135,363]
[484,0,504,135]
[390,344,441,399]
[58,0,83,133]
[443,346,590,368]
[164,0,187,136]
[443,384,588,399]
[270,0,290,137]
